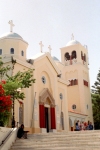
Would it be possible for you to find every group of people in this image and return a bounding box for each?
[17,121,93,139]
[75,120,93,131]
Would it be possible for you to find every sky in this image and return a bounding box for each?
[0,0,99,86]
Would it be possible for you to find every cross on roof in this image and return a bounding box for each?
[39,41,44,53]
[71,33,74,40]
[48,45,52,55]
[8,20,15,32]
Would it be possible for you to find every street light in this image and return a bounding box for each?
[12,93,15,128]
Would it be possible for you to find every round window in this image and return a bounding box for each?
[41,76,46,84]
[72,104,76,109]
[59,93,63,100]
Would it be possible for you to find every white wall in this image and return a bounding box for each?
[0,127,17,150]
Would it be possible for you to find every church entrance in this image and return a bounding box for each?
[39,88,56,133]
[45,107,49,132]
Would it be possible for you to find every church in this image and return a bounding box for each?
[0,20,93,133]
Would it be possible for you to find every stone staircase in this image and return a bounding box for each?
[10,130,100,150]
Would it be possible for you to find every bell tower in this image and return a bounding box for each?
[60,37,93,123]
[60,38,88,67]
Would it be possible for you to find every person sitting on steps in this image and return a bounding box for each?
[17,124,29,139]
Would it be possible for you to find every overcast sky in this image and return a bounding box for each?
[0,0,99,86]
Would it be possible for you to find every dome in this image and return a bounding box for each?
[66,40,80,46]
[0,32,23,40]
[52,56,59,61]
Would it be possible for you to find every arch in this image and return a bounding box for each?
[65,52,70,60]
[10,48,14,54]
[39,88,55,106]
[39,88,56,130]
[72,50,77,59]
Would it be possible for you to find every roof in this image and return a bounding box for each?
[66,40,80,46]
[30,52,45,60]
[30,52,60,75]
[0,32,23,40]
[52,56,60,61]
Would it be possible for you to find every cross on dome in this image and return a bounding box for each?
[48,45,52,55]
[39,41,44,53]
[71,33,74,40]
[8,20,15,32]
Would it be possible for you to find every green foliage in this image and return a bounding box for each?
[0,57,11,81]
[0,111,11,126]
[91,69,100,129]
[3,69,35,100]
[0,57,35,126]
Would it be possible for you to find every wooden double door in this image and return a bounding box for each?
[39,104,56,132]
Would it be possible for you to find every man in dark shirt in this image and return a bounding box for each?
[17,124,29,139]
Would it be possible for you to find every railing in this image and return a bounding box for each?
[0,128,15,147]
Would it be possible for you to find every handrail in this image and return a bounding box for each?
[0,128,15,147]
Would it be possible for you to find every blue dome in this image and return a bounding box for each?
[66,40,80,46]
[0,32,23,40]
[52,56,59,61]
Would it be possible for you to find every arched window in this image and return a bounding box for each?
[10,48,14,54]
[72,104,76,110]
[65,52,70,60]
[21,50,24,56]
[0,49,2,55]
[72,51,76,59]
[84,53,86,62]
[74,79,77,85]
[71,80,74,86]
[81,51,83,60]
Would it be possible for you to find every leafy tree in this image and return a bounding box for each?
[91,69,100,129]
[0,57,35,126]
[3,69,35,100]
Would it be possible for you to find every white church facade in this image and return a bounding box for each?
[0,21,93,133]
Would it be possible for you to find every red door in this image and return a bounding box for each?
[50,107,56,129]
[39,104,45,128]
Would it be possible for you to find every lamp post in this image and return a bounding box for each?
[11,56,16,128]
[12,93,15,128]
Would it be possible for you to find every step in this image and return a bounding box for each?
[9,131,100,150]
[10,146,100,150]
[13,140,100,146]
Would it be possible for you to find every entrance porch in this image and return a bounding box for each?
[39,88,56,133]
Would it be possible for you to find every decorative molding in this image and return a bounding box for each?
[39,88,55,106]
